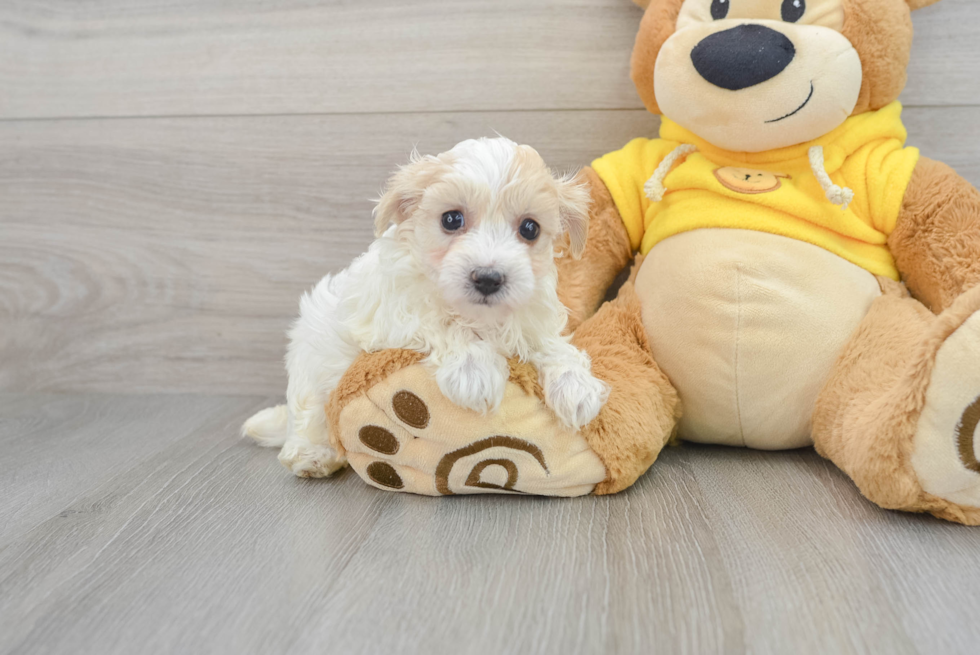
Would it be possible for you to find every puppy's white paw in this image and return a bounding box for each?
[436,351,508,415]
[545,367,610,430]
[278,438,347,478]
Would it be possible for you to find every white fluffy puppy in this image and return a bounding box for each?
[243,137,610,478]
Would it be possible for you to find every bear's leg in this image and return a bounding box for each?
[812,278,980,524]
[327,280,680,496]
[572,280,681,494]
[557,167,634,332]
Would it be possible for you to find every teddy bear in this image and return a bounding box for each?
[324,0,980,525]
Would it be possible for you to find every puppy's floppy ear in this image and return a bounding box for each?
[631,0,652,8]
[373,150,449,237]
[557,172,593,259]
[905,0,941,9]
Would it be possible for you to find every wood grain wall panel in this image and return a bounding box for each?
[1,106,976,394]
[0,0,972,120]
[0,0,644,119]
[0,109,659,394]
[904,0,979,107]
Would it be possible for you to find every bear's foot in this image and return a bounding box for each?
[813,283,980,525]
[327,350,607,496]
[911,308,980,514]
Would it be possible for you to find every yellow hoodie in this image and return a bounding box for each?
[591,102,920,279]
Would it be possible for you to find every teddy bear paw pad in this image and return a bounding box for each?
[911,310,980,508]
[335,363,606,497]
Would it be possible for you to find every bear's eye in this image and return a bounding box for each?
[782,0,805,22]
[710,0,729,20]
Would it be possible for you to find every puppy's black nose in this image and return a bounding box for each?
[471,268,505,297]
[691,24,795,91]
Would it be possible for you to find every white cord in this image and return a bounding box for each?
[809,146,854,211]
[644,144,697,202]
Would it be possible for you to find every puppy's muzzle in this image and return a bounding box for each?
[471,268,505,297]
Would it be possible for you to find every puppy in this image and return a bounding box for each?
[243,137,610,478]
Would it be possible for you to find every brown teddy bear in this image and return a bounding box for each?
[327,0,980,525]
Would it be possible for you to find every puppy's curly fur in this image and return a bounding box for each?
[243,137,609,477]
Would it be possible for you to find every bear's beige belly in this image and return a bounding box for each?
[635,229,882,449]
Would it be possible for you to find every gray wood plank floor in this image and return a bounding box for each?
[2,393,979,655]
[2,0,979,653]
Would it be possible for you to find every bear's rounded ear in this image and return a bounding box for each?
[906,0,941,9]
[630,0,685,115]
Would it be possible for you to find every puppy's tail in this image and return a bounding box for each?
[241,404,289,447]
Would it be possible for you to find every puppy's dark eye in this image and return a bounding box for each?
[710,0,729,20]
[441,210,465,232]
[782,0,805,22]
[518,218,540,242]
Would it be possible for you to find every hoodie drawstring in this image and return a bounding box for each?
[808,146,854,212]
[644,144,697,202]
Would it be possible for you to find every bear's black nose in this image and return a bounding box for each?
[691,24,796,91]
[471,268,505,297]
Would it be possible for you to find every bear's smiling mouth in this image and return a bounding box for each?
[765,81,815,124]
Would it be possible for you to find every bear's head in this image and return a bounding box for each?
[630,0,940,152]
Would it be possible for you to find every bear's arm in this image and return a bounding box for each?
[557,167,634,332]
[888,156,980,314]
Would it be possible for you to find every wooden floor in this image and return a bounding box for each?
[3,393,980,655]
[2,1,980,653]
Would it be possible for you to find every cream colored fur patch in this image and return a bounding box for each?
[636,229,881,449]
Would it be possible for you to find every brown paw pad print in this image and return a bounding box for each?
[335,361,606,496]
[434,436,547,495]
[392,390,429,429]
[957,395,980,473]
[343,387,551,495]
[359,425,399,455]
[365,460,404,489]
